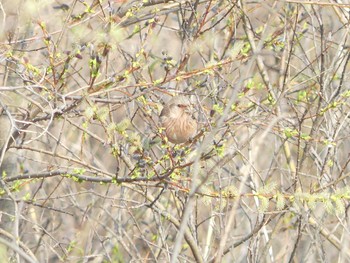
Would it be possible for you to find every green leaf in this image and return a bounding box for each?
[275,192,285,210]
[335,198,345,215]
[221,185,238,198]
[258,181,277,195]
[324,199,334,214]
[212,104,224,115]
[259,196,269,213]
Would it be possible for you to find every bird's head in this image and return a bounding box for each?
[167,96,194,118]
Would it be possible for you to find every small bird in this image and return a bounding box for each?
[160,96,198,144]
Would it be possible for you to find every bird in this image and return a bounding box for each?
[160,96,198,144]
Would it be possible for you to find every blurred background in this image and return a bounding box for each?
[1,0,350,262]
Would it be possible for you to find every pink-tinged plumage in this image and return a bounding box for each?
[160,96,197,144]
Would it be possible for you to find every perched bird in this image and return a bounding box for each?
[160,96,197,144]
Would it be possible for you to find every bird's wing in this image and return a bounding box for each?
[160,105,171,118]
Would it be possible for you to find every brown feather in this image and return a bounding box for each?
[159,96,197,144]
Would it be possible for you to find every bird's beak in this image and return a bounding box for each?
[184,105,195,115]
